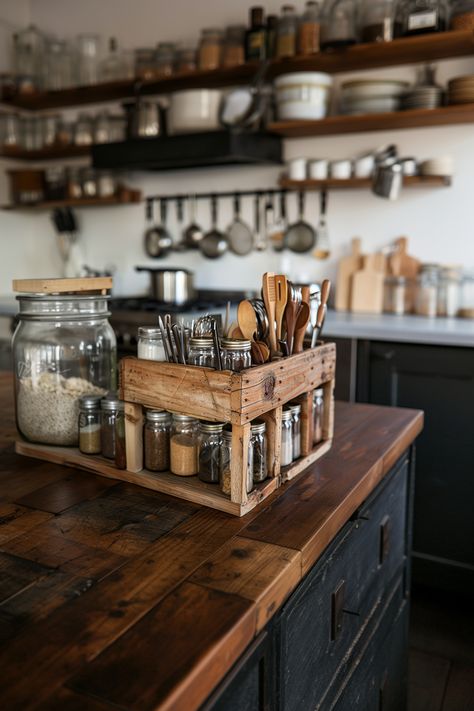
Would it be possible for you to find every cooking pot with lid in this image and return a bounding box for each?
[135,267,196,305]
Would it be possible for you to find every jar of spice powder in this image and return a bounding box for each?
[289,402,301,460]
[170,414,199,477]
[276,5,298,58]
[138,326,166,361]
[144,410,171,472]
[250,420,267,483]
[313,388,324,445]
[222,25,246,67]
[198,421,223,484]
[78,395,102,455]
[298,1,321,55]
[198,28,223,71]
[220,427,233,496]
[101,395,124,459]
[281,408,293,466]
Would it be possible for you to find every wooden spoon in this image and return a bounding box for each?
[256,341,270,362]
[293,302,311,354]
[237,300,259,341]
[251,341,264,365]
[285,299,299,355]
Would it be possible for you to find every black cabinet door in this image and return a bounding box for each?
[357,340,474,592]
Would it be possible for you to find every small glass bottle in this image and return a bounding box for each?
[198,421,224,484]
[79,395,102,455]
[198,29,223,71]
[313,388,324,445]
[222,26,246,68]
[144,410,171,472]
[266,15,278,58]
[188,337,217,369]
[170,414,199,477]
[220,338,252,373]
[276,5,298,58]
[101,395,124,459]
[251,420,268,483]
[245,6,267,61]
[298,1,321,55]
[289,402,301,461]
[220,428,233,496]
[281,408,294,466]
[137,327,166,361]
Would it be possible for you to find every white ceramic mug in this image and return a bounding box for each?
[330,159,352,180]
[354,154,375,178]
[288,158,307,181]
[308,159,329,180]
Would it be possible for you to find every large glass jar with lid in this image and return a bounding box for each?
[198,29,223,71]
[188,337,217,368]
[320,0,358,50]
[415,264,439,317]
[220,338,251,372]
[12,286,116,447]
[451,0,474,29]
[397,0,448,35]
[170,414,199,476]
[360,0,398,42]
[198,421,224,484]
[13,24,45,92]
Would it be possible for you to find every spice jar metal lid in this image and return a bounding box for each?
[199,420,225,433]
[222,428,233,441]
[138,326,163,340]
[289,403,301,416]
[251,419,266,434]
[172,413,198,423]
[220,337,252,351]
[146,409,171,422]
[79,394,102,410]
[101,395,124,411]
[189,337,215,349]
[314,388,324,397]
[282,409,293,421]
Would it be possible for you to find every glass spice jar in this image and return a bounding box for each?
[222,26,246,68]
[135,47,158,80]
[298,1,321,55]
[188,337,217,369]
[78,395,102,455]
[415,264,439,318]
[137,327,166,361]
[155,42,175,76]
[144,410,171,472]
[276,5,298,58]
[281,408,294,466]
[313,388,324,444]
[198,421,223,484]
[437,267,462,318]
[220,338,252,373]
[250,420,268,483]
[198,29,223,71]
[170,414,199,477]
[289,402,301,460]
[174,45,197,73]
[100,395,124,459]
[220,428,233,496]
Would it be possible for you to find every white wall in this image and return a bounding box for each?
[0,0,473,297]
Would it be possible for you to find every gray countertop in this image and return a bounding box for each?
[324,311,474,348]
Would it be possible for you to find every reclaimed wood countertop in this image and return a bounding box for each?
[0,373,423,711]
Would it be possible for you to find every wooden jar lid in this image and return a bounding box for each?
[12,277,113,295]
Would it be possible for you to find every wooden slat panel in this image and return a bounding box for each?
[0,502,53,545]
[0,551,53,604]
[15,471,116,514]
[12,277,112,294]
[259,406,282,479]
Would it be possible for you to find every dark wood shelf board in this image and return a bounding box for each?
[267,103,474,137]
[2,192,142,211]
[0,145,91,161]
[279,175,452,190]
[2,31,474,111]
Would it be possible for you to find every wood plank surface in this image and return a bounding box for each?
[0,372,423,711]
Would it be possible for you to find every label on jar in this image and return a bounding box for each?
[408,11,437,30]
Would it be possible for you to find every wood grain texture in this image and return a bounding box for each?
[124,402,144,473]
[12,277,113,294]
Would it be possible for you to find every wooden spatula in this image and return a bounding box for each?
[285,297,299,355]
[262,272,278,357]
[274,274,288,341]
[293,302,311,354]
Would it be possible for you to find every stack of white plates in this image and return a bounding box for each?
[448,75,474,105]
[340,79,409,115]
[400,86,444,111]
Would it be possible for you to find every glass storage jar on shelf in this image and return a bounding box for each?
[76,34,101,86]
[298,1,321,55]
[137,326,166,361]
[276,4,298,58]
[459,270,474,318]
[74,112,94,146]
[78,395,102,455]
[135,48,158,80]
[170,414,199,476]
[13,24,45,92]
[156,42,175,76]
[320,0,358,50]
[12,290,116,446]
[398,0,448,35]
[289,402,301,460]
[313,388,324,444]
[220,428,233,496]
[222,26,246,67]
[437,266,462,318]
[100,395,124,459]
[451,0,474,30]
[360,0,398,42]
[198,421,224,484]
[43,39,73,90]
[198,29,223,70]
[281,408,294,466]
[144,410,171,472]
[415,264,439,317]
[250,420,268,483]
[220,338,251,372]
[1,113,20,149]
[188,337,217,368]
[174,45,197,73]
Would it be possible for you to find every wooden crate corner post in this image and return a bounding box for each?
[299,391,314,457]
[322,379,335,442]
[125,402,144,473]
[230,422,252,505]
[259,406,282,482]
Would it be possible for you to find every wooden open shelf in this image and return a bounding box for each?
[268,103,474,137]
[0,145,91,161]
[279,175,452,190]
[2,30,474,111]
[2,191,142,211]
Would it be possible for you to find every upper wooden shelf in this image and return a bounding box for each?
[2,191,142,211]
[2,30,474,111]
[0,145,90,161]
[279,175,452,190]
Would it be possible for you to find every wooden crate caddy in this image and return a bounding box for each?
[15,343,336,516]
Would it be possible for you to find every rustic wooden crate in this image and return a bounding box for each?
[15,343,336,517]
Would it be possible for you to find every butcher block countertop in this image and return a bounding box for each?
[0,373,423,711]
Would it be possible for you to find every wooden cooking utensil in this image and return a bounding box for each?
[237,300,259,341]
[274,274,288,341]
[230,325,245,339]
[311,303,326,348]
[256,341,270,362]
[351,255,385,314]
[285,297,299,355]
[320,278,331,309]
[262,272,278,357]
[301,285,310,307]
[293,302,311,354]
[335,238,363,312]
[251,341,264,365]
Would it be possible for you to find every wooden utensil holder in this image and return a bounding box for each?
[15,343,336,517]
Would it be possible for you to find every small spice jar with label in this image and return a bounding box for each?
[313,388,324,445]
[276,4,298,58]
[222,25,246,67]
[289,402,301,461]
[298,1,321,55]
[170,414,199,477]
[220,428,233,496]
[138,327,166,361]
[220,338,252,372]
[78,395,102,455]
[198,421,224,484]
[188,337,217,369]
[144,410,171,472]
[198,28,223,71]
[250,420,268,483]
[281,408,294,466]
[100,395,124,460]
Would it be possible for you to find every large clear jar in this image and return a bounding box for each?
[276,5,298,58]
[415,264,439,318]
[313,388,324,444]
[144,410,171,472]
[198,421,223,484]
[76,34,101,86]
[13,24,45,92]
[100,395,124,459]
[289,402,301,460]
[437,267,462,318]
[281,408,294,466]
[43,39,73,90]
[360,0,398,42]
[198,29,223,71]
[383,276,414,315]
[12,292,116,446]
[250,420,268,483]
[320,0,358,50]
[298,1,321,55]
[221,338,251,373]
[451,0,474,30]
[170,414,199,476]
[188,337,216,368]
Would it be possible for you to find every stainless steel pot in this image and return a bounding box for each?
[135,267,196,305]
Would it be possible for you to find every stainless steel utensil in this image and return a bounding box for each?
[227,193,253,256]
[253,193,267,252]
[200,195,228,259]
[313,190,331,260]
[284,192,316,253]
[219,60,270,130]
[135,267,195,305]
[182,194,204,249]
[144,199,173,258]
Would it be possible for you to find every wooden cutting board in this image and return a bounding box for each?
[389,237,420,279]
[335,237,363,312]
[351,254,385,314]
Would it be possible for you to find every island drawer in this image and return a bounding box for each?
[278,457,409,711]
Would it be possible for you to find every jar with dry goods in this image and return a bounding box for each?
[101,395,124,460]
[115,407,127,470]
[174,46,197,73]
[276,5,298,58]
[398,0,448,35]
[198,29,223,71]
[298,1,321,55]
[313,388,324,444]
[144,410,171,472]
[198,421,223,484]
[220,338,251,372]
[415,264,439,317]
[188,337,217,369]
[281,408,294,466]
[79,395,102,455]
[135,48,158,80]
[437,267,461,318]
[156,42,175,76]
[289,402,301,460]
[12,289,116,447]
[250,420,267,483]
[220,428,233,496]
[451,0,474,30]
[170,414,199,476]
[360,0,398,42]
[138,326,166,361]
[222,26,246,68]
[320,0,358,50]
[383,276,414,315]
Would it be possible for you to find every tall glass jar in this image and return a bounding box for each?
[320,0,358,50]
[12,292,116,446]
[198,29,223,71]
[100,395,124,459]
[170,414,199,476]
[76,34,101,86]
[78,394,102,455]
[415,264,439,317]
[222,26,246,67]
[220,338,252,372]
[14,24,45,92]
[144,410,171,472]
[437,267,461,318]
[250,420,268,483]
[298,1,321,55]
[281,408,294,466]
[289,402,301,460]
[220,428,233,496]
[198,421,223,484]
[276,5,298,58]
[43,39,73,90]
[188,337,217,368]
[313,388,324,444]
[156,42,175,76]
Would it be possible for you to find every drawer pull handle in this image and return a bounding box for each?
[342,608,360,618]
[331,581,360,641]
[379,515,391,565]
